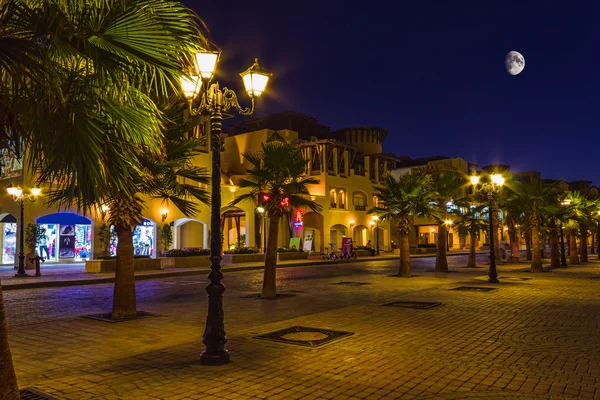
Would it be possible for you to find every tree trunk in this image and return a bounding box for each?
[466,233,477,267]
[112,224,137,319]
[579,227,588,263]
[525,231,532,261]
[262,215,280,298]
[0,285,19,400]
[549,220,560,269]
[591,231,595,254]
[530,225,543,272]
[508,226,519,263]
[569,234,580,265]
[398,232,411,277]
[435,223,449,272]
[597,225,600,259]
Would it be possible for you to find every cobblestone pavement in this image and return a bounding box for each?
[5,255,600,399]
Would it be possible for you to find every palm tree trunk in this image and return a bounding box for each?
[531,225,543,272]
[435,223,449,272]
[466,233,477,267]
[112,224,137,319]
[569,234,580,265]
[597,225,600,259]
[262,215,280,298]
[525,231,532,260]
[398,232,411,277]
[0,285,19,400]
[579,227,588,263]
[549,220,560,269]
[509,226,519,263]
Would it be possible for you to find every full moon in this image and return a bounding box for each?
[505,51,525,75]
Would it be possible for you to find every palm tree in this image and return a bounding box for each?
[0,288,19,399]
[1,0,207,392]
[454,204,488,267]
[371,172,433,277]
[428,171,467,272]
[567,193,600,264]
[231,142,321,299]
[564,220,580,265]
[505,179,559,272]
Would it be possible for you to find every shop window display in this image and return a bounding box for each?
[110,219,155,257]
[2,223,17,264]
[39,224,57,262]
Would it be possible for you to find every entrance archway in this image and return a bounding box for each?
[303,212,324,253]
[329,224,348,251]
[173,218,207,249]
[222,207,246,250]
[36,212,92,262]
[0,213,17,265]
[353,225,368,246]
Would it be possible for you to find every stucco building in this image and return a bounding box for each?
[0,111,395,266]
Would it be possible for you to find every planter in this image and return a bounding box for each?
[277,252,308,261]
[160,256,211,268]
[222,253,264,264]
[355,250,372,257]
[85,258,162,273]
[25,252,37,270]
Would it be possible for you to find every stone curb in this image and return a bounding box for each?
[1,251,483,291]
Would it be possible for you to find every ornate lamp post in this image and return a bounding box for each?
[181,51,271,366]
[470,173,504,283]
[371,215,380,255]
[559,198,571,267]
[6,185,41,277]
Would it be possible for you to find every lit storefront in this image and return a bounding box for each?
[110,219,156,257]
[1,213,17,265]
[36,213,92,262]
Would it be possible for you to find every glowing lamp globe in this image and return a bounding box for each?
[195,51,219,80]
[491,174,505,186]
[240,58,272,97]
[7,185,16,195]
[31,188,41,197]
[180,75,201,99]
[470,175,480,185]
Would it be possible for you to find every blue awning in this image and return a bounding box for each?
[36,213,91,225]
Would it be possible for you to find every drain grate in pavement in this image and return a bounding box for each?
[331,281,371,286]
[383,301,442,309]
[81,311,158,323]
[20,388,58,400]
[254,326,353,347]
[499,277,532,281]
[245,293,297,300]
[450,286,497,292]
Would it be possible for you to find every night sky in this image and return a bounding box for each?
[183,0,598,184]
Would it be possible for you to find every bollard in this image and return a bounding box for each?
[28,255,45,276]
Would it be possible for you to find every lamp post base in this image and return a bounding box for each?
[15,272,28,277]
[488,277,499,284]
[200,350,230,366]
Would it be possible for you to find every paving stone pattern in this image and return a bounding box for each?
[5,255,600,399]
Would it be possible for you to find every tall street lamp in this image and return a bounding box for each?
[181,50,271,366]
[6,185,41,276]
[257,206,266,253]
[559,198,571,267]
[371,215,380,255]
[470,173,504,283]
